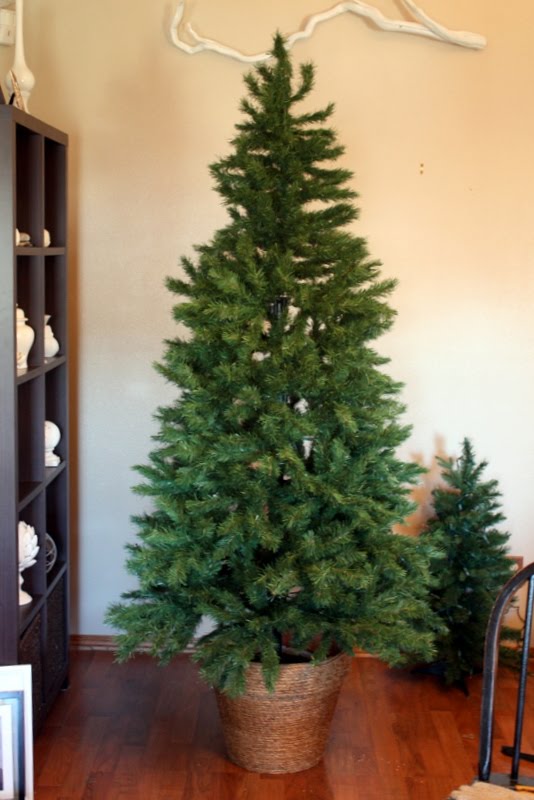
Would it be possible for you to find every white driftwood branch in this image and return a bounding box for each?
[169,0,486,62]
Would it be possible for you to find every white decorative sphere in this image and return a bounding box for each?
[44,420,61,467]
[45,420,60,448]
[45,533,58,573]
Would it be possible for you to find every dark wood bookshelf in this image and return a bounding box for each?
[0,106,69,729]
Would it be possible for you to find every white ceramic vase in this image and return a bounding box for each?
[16,305,34,369]
[5,0,35,109]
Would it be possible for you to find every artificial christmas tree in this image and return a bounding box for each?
[107,35,438,769]
[420,438,516,686]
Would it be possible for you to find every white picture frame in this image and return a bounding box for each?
[0,666,34,800]
[0,703,15,799]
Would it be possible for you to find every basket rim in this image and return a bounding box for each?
[243,649,350,676]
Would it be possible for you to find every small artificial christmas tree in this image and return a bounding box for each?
[420,438,516,685]
[107,35,438,696]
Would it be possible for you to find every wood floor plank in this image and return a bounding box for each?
[34,651,534,799]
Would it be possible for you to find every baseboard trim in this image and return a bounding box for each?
[69,634,198,653]
[70,634,119,652]
[69,635,374,658]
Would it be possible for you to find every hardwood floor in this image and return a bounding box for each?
[33,651,534,799]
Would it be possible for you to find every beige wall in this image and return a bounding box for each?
[2,0,533,634]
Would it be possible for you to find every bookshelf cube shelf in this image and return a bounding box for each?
[0,106,69,729]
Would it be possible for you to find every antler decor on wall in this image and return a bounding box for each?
[169,0,487,63]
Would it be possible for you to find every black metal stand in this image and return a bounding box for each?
[478,561,534,786]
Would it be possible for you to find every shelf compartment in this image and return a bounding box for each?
[18,491,46,606]
[45,575,68,705]
[19,453,66,515]
[45,468,68,584]
[17,375,45,484]
[45,254,67,357]
[16,254,44,369]
[45,364,67,465]
[19,609,46,728]
[44,138,67,248]
[16,125,43,247]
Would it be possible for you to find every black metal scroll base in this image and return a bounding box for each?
[501,745,534,764]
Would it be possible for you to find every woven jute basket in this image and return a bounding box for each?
[215,652,350,774]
